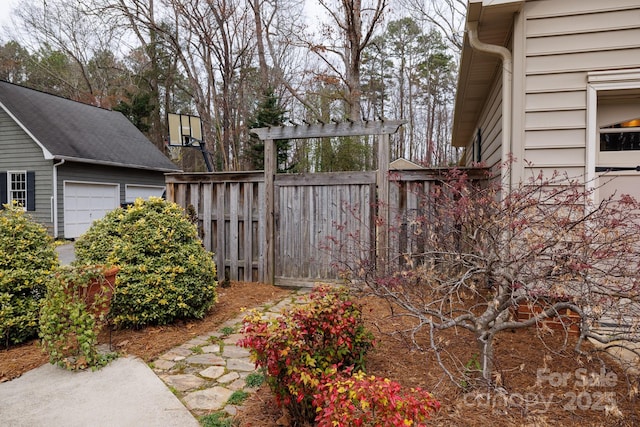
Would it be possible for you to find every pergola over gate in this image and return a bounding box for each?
[250,120,406,285]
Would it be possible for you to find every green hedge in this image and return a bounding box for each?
[74,197,217,328]
[0,203,58,346]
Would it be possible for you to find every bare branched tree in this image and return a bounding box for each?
[400,0,466,52]
[311,0,388,122]
[333,167,640,387]
[12,0,123,102]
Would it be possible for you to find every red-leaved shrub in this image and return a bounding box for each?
[313,371,440,427]
[239,285,374,424]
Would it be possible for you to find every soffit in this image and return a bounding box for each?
[452,0,524,148]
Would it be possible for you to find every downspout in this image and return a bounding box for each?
[467,21,513,193]
[467,20,515,381]
[52,159,65,238]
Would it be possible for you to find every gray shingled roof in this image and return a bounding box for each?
[0,81,180,172]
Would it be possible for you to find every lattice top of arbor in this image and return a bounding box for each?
[250,119,406,141]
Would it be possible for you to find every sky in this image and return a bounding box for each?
[0,0,16,26]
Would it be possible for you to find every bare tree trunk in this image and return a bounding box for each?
[317,0,387,122]
[477,333,495,382]
[251,0,269,89]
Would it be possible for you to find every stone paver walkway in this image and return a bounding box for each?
[150,289,310,419]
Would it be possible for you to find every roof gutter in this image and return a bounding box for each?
[467,20,513,192]
[52,155,181,173]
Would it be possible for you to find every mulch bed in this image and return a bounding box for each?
[2,282,638,426]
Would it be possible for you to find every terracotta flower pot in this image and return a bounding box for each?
[62,266,119,319]
[80,266,119,318]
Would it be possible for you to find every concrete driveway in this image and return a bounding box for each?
[55,242,75,265]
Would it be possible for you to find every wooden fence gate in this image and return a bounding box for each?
[273,171,376,287]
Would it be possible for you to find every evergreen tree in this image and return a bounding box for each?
[247,89,292,172]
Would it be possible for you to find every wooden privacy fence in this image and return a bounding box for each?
[166,167,487,286]
[166,172,266,283]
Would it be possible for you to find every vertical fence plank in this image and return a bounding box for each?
[216,183,226,280]
[258,181,266,282]
[243,182,252,282]
[229,182,239,279]
[202,183,212,252]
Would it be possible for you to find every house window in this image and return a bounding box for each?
[0,171,35,211]
[8,171,27,209]
[587,70,640,203]
[600,118,640,152]
[473,128,482,163]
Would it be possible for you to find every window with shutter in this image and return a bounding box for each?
[4,171,35,211]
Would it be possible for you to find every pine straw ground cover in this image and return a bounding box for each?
[2,282,638,426]
[236,294,640,427]
[0,281,289,382]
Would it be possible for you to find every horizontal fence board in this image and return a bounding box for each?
[276,171,376,186]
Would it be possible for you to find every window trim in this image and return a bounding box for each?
[586,70,640,198]
[7,170,27,210]
[473,128,482,164]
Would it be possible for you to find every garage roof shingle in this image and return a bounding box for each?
[0,81,180,172]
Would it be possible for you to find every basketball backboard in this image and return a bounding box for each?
[167,113,203,146]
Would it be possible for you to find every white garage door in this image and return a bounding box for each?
[64,182,119,239]
[125,185,165,203]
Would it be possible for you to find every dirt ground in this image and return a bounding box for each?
[2,282,639,426]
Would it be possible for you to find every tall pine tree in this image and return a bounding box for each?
[246,89,293,172]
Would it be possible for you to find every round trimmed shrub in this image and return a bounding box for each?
[74,197,217,328]
[0,203,58,346]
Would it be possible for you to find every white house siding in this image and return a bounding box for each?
[518,0,640,182]
[0,109,53,231]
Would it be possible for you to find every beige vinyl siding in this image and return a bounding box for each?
[525,110,585,130]
[525,72,586,93]
[520,0,640,179]
[0,108,53,231]
[525,91,585,112]
[525,129,585,149]
[527,28,640,56]
[464,70,503,168]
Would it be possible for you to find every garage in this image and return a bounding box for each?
[64,182,120,239]
[125,184,166,204]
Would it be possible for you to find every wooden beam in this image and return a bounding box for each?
[377,133,390,272]
[165,171,264,184]
[264,138,276,285]
[250,120,407,140]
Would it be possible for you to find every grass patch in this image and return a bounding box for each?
[200,412,232,427]
[220,326,236,336]
[172,360,188,374]
[244,371,264,388]
[190,345,204,354]
[226,390,249,406]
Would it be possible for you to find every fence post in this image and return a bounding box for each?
[377,133,390,271]
[265,138,276,285]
